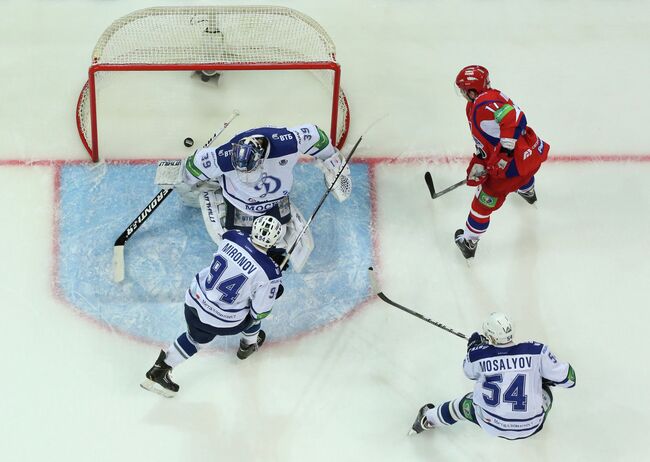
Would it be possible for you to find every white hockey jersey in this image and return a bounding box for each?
[464,342,575,440]
[181,124,337,216]
[185,230,283,329]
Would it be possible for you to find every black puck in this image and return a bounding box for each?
[184,137,194,147]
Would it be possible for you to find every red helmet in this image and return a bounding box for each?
[455,65,490,94]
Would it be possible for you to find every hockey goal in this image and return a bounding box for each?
[76,6,350,162]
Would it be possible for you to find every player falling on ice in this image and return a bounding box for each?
[410,312,575,440]
[141,216,287,397]
[454,65,550,259]
[157,124,351,272]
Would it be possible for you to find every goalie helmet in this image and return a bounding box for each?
[455,65,490,101]
[482,312,513,345]
[231,135,269,183]
[251,215,283,249]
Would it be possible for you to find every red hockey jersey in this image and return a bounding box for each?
[465,89,549,179]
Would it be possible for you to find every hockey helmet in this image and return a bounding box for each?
[455,65,490,100]
[251,215,283,249]
[482,312,513,345]
[231,135,269,183]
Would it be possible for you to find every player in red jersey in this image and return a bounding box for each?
[453,65,550,258]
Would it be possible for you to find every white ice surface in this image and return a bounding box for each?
[1,0,650,461]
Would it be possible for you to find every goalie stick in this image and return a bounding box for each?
[367,267,467,340]
[424,171,467,199]
[279,135,363,269]
[112,110,240,282]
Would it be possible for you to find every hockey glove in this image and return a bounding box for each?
[542,378,557,388]
[317,151,352,202]
[267,247,289,271]
[467,332,486,351]
[466,157,488,187]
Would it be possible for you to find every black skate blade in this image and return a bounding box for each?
[140,379,177,398]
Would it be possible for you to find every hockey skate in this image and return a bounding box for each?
[517,188,537,205]
[140,350,179,398]
[237,330,266,360]
[454,229,478,259]
[409,403,435,435]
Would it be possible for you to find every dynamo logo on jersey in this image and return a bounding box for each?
[255,174,282,196]
[55,162,373,349]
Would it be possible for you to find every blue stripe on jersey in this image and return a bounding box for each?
[505,158,520,178]
[514,113,528,140]
[480,416,540,433]
[481,407,545,423]
[476,405,541,433]
[210,144,235,173]
[188,291,243,323]
[223,230,281,281]
[468,342,544,362]
[232,127,298,160]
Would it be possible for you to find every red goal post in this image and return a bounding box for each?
[76,6,350,162]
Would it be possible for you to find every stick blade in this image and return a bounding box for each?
[424,172,436,198]
[368,266,380,295]
[113,245,125,282]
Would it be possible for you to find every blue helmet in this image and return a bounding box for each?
[231,135,269,183]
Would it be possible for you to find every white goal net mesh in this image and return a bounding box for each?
[77,6,349,159]
[93,6,337,65]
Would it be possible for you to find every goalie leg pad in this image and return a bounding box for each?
[200,189,226,244]
[279,203,314,273]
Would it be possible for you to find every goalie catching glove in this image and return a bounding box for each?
[317,150,352,202]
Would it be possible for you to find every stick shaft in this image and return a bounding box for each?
[112,110,240,281]
[280,136,363,267]
[368,268,467,339]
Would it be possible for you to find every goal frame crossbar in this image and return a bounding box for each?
[78,62,346,162]
[75,6,351,161]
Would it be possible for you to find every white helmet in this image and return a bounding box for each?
[251,216,283,249]
[482,312,513,345]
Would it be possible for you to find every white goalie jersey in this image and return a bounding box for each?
[180,124,342,215]
[464,341,575,440]
[185,230,283,329]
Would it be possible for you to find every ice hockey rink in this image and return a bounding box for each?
[2,0,649,460]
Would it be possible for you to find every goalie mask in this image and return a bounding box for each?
[231,135,270,184]
[482,312,513,345]
[251,215,283,249]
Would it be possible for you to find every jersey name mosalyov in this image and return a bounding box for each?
[463,341,575,439]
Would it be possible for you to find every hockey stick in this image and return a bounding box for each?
[424,171,467,199]
[112,110,240,282]
[279,135,363,269]
[367,267,467,340]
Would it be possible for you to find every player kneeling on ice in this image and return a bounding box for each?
[156,123,351,272]
[410,312,575,440]
[453,65,550,259]
[141,216,287,398]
